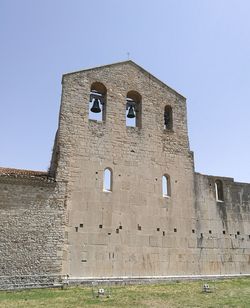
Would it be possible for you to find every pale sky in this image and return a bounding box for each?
[0,0,249,182]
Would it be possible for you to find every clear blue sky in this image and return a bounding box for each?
[0,0,249,183]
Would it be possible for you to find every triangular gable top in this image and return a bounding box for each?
[62,60,186,100]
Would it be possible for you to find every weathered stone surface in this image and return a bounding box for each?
[0,61,250,288]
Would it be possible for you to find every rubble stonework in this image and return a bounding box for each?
[0,61,249,288]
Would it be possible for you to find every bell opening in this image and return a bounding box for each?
[126,91,141,128]
[89,82,107,122]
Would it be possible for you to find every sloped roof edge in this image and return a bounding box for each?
[62,60,186,100]
[0,167,48,177]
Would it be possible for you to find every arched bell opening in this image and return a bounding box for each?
[164,105,173,130]
[126,90,142,128]
[89,82,107,121]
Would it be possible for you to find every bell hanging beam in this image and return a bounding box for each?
[91,98,101,113]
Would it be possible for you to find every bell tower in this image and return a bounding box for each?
[55,61,196,277]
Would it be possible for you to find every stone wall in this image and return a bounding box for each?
[0,173,66,288]
[57,61,250,277]
[194,173,250,274]
[0,61,249,288]
[58,61,198,277]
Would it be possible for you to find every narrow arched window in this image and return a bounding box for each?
[162,175,171,197]
[215,179,224,201]
[103,168,112,192]
[164,105,173,130]
[89,82,107,121]
[126,91,142,128]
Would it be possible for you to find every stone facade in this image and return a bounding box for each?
[0,61,249,287]
[0,169,66,288]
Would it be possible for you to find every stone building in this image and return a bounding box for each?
[0,61,250,287]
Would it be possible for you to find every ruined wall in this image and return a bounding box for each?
[1,61,249,286]
[0,172,66,287]
[194,173,250,274]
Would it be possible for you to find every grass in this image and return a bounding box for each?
[0,278,249,307]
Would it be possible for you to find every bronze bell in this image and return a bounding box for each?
[91,98,101,113]
[127,105,136,118]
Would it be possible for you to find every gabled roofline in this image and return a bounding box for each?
[62,60,186,100]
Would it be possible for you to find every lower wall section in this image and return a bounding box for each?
[64,172,250,278]
[0,177,66,288]
[0,274,64,290]
[64,232,250,277]
[67,274,250,286]
[194,173,250,275]
[1,171,250,288]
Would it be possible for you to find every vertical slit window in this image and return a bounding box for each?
[103,168,112,192]
[162,174,171,197]
[164,105,173,130]
[215,179,224,201]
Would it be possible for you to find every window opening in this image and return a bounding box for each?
[89,82,106,121]
[162,175,171,197]
[164,105,173,130]
[103,168,112,192]
[215,179,224,202]
[126,91,141,127]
